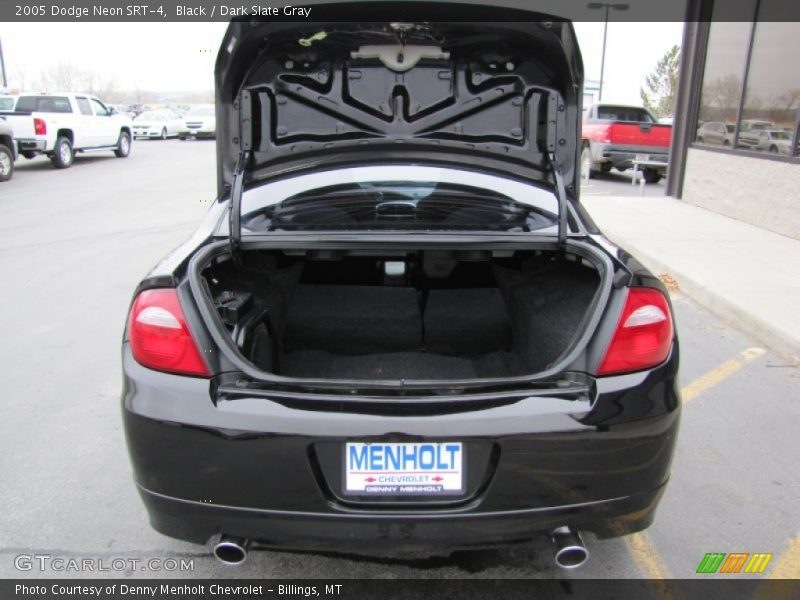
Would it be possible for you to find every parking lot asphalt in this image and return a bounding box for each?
[579,167,668,199]
[0,141,797,581]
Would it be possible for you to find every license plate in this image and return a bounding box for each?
[345,442,463,495]
[635,153,650,162]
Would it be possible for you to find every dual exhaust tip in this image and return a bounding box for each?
[551,526,589,569]
[212,536,251,566]
[212,527,588,569]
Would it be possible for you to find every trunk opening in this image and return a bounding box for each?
[199,247,603,383]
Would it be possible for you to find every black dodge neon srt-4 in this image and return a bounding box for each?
[122,3,680,569]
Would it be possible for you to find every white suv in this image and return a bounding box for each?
[1,92,132,168]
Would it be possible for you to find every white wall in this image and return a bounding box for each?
[682,148,800,239]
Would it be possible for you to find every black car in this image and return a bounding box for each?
[122,5,680,569]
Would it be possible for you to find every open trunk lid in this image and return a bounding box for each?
[214,4,584,203]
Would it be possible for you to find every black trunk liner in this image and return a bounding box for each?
[206,254,602,381]
[282,349,513,380]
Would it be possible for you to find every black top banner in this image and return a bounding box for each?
[3,0,800,23]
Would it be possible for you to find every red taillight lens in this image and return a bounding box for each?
[128,288,210,377]
[597,288,674,376]
[34,118,46,136]
[602,124,613,144]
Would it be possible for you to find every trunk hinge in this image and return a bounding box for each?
[228,150,250,263]
[229,90,253,264]
[548,151,568,249]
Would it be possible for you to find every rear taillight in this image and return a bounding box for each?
[33,118,46,136]
[597,288,674,376]
[128,288,210,377]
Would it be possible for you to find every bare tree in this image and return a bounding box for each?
[8,60,27,92]
[759,90,800,127]
[37,62,83,91]
[702,74,741,118]
[88,75,119,102]
[34,61,119,100]
[771,89,800,114]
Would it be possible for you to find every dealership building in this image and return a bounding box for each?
[668,0,800,239]
[0,37,6,90]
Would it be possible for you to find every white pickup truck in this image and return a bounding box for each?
[0,92,133,168]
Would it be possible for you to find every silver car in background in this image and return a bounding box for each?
[752,129,794,155]
[696,121,734,147]
[178,104,216,140]
[133,110,183,140]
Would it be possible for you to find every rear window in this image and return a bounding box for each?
[76,97,92,116]
[186,106,214,117]
[240,167,561,235]
[596,106,654,123]
[136,111,168,121]
[15,96,73,113]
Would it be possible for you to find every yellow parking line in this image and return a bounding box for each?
[624,531,674,579]
[681,347,765,404]
[618,347,765,586]
[769,533,800,579]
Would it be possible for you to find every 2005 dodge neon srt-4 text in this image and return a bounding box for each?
[25,4,313,17]
[122,2,680,568]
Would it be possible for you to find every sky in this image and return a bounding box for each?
[573,22,684,104]
[0,21,683,105]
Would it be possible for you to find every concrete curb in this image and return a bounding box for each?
[602,232,800,364]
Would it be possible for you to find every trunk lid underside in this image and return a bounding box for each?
[215,12,583,196]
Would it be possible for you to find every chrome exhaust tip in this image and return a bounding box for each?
[551,526,589,569]
[212,536,251,565]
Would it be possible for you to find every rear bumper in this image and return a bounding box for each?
[590,143,669,170]
[134,130,166,138]
[137,480,666,554]
[179,129,215,138]
[122,346,681,552]
[16,139,47,153]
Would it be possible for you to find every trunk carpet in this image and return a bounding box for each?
[282,349,513,380]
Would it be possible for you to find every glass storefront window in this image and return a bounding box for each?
[737,17,800,156]
[695,18,752,149]
[694,0,800,158]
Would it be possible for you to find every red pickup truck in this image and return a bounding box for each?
[581,104,672,183]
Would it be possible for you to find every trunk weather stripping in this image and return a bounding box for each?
[228,90,253,264]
